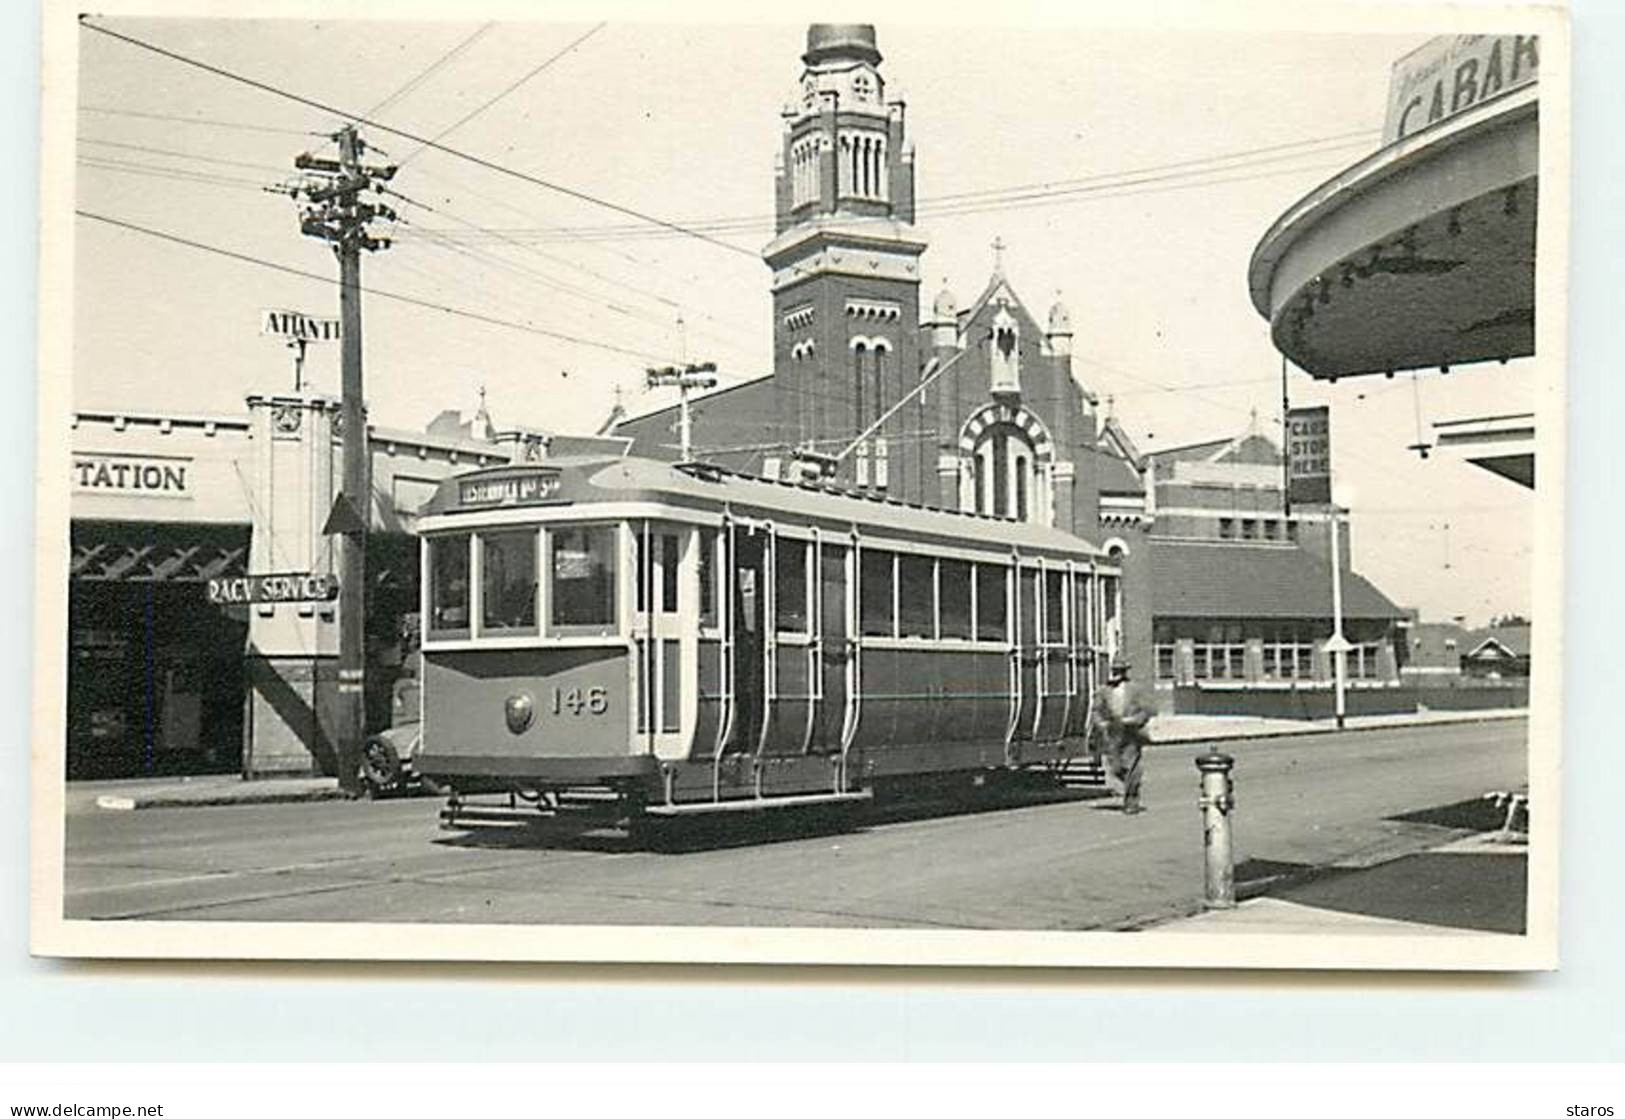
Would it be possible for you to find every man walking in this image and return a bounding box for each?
[1094,660,1154,814]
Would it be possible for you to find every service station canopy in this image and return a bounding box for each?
[1249,37,1538,381]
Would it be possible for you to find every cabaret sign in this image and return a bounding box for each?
[73,454,190,499]
[1383,34,1539,143]
[458,472,563,507]
[207,572,340,606]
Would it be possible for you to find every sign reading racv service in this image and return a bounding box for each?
[1286,405,1332,506]
[207,572,339,606]
[1383,34,1539,144]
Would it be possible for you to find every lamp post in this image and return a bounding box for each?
[1324,489,1355,729]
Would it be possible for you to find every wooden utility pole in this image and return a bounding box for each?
[292,125,396,795]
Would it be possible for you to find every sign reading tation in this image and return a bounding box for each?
[1286,405,1332,505]
[458,471,563,508]
[260,309,342,343]
[73,454,190,498]
[207,572,339,606]
[1383,34,1539,143]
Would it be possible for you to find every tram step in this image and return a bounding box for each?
[1055,757,1109,788]
[644,788,874,816]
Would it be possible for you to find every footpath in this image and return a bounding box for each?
[65,707,1527,814]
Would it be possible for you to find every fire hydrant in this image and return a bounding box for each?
[1196,751,1237,909]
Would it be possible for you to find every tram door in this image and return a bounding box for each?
[632,523,688,757]
[810,541,849,753]
[725,529,768,754]
[1035,568,1071,741]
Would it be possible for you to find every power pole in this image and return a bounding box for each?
[292,125,396,795]
[646,362,717,462]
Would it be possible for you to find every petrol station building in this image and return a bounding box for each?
[68,395,625,779]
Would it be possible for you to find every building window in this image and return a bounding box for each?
[1286,520,1300,542]
[1263,520,1280,541]
[1218,518,1236,540]
[989,308,1020,394]
[1242,519,1258,540]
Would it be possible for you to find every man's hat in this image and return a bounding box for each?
[1109,660,1131,678]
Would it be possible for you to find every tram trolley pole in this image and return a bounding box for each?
[1196,751,1237,909]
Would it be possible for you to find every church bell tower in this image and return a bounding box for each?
[764,24,928,493]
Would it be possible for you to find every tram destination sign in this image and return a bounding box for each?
[207,572,340,606]
[458,470,563,508]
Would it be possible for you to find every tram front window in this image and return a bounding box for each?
[428,534,471,638]
[551,525,617,630]
[480,530,537,634]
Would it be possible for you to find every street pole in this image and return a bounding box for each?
[291,125,396,795]
[646,362,718,462]
[336,126,367,796]
[1329,506,1348,730]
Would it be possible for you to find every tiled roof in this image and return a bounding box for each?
[1465,625,1531,658]
[1150,540,1405,621]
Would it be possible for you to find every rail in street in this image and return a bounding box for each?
[62,719,1528,931]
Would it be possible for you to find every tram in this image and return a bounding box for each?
[412,454,1122,823]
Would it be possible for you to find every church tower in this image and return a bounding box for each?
[764,24,928,492]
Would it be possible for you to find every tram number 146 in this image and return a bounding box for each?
[551,686,609,717]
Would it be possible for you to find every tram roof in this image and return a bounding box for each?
[422,455,1108,559]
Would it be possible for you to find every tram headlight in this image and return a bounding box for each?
[504,693,535,735]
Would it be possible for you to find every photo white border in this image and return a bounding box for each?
[29,0,1570,972]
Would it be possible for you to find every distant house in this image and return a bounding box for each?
[1399,620,1471,681]
[1462,624,1532,678]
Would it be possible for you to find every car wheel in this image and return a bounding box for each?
[360,736,403,796]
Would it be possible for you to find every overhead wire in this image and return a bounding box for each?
[78,104,322,136]
[78,136,291,174]
[78,19,762,259]
[362,22,496,121]
[392,21,607,167]
[76,208,680,363]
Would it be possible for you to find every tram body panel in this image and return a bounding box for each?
[412,456,1120,814]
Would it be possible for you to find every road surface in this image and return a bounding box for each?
[63,719,1526,930]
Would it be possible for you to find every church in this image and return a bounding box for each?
[617,23,1155,674]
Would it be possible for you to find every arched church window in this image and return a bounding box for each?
[852,72,872,102]
[960,413,1053,526]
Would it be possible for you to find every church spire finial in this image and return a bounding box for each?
[991,235,1007,278]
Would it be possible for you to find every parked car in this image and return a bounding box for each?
[360,676,439,798]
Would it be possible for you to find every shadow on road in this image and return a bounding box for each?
[431,776,1113,855]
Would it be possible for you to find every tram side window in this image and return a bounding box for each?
[1044,570,1066,643]
[427,534,471,637]
[551,526,616,629]
[975,563,1008,642]
[898,554,935,638]
[698,528,718,629]
[860,549,895,637]
[939,559,973,640]
[775,537,808,633]
[480,530,537,633]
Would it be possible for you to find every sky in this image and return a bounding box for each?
[70,14,1538,626]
